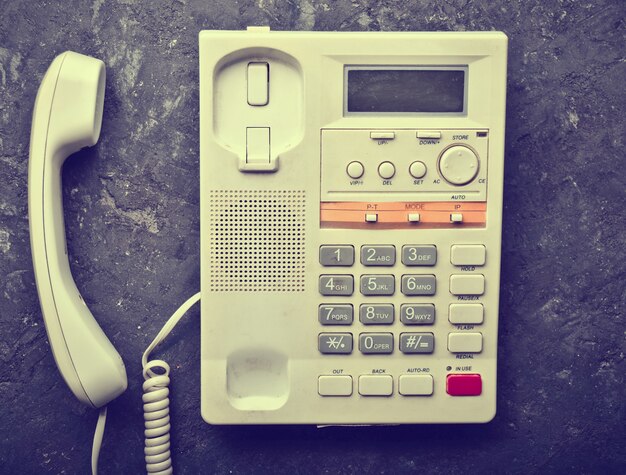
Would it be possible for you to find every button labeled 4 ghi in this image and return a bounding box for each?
[319,275,354,296]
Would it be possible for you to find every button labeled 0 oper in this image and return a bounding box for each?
[359,333,393,354]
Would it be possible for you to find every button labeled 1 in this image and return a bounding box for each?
[320,245,354,266]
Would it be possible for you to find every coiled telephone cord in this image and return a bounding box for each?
[141,292,201,475]
[89,292,200,474]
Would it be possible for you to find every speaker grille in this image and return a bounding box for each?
[208,190,306,292]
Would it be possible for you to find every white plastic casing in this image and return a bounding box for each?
[199,30,507,424]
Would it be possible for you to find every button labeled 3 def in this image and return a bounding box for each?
[402,245,437,266]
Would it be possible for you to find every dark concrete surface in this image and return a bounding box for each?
[1,0,625,473]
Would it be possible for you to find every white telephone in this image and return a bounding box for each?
[199,28,508,424]
[29,28,507,473]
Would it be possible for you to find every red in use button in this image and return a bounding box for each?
[446,373,482,396]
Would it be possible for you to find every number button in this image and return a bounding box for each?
[359,304,394,325]
[400,304,435,325]
[359,333,394,354]
[361,245,396,266]
[319,245,355,266]
[319,333,353,354]
[399,333,435,354]
[401,275,436,296]
[319,304,353,325]
[401,245,437,266]
[360,275,395,296]
[319,275,354,296]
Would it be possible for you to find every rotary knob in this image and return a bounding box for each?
[438,145,479,185]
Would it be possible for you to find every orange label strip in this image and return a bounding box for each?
[320,202,486,229]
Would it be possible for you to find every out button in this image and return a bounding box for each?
[446,373,482,396]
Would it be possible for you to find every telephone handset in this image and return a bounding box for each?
[28,51,127,408]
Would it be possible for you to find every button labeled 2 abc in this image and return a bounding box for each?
[361,245,396,266]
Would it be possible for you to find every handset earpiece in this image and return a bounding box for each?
[28,51,127,408]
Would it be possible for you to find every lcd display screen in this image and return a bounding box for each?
[346,67,466,113]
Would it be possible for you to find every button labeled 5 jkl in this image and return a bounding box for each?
[360,275,395,296]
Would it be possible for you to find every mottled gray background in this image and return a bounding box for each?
[1,0,625,473]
